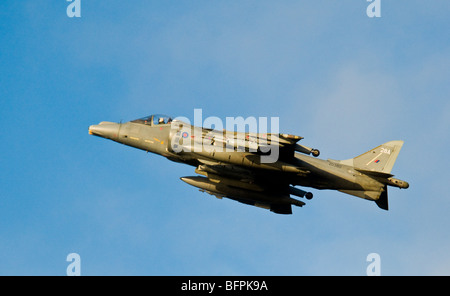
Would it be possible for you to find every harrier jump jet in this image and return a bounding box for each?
[89,114,409,214]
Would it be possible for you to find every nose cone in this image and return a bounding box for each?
[89,121,120,140]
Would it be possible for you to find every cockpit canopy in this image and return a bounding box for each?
[131,114,173,126]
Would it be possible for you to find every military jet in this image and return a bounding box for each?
[89,114,409,214]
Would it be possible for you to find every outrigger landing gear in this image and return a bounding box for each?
[305,192,313,200]
[311,149,320,157]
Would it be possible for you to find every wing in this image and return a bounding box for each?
[203,130,320,159]
[180,161,311,215]
[171,121,320,158]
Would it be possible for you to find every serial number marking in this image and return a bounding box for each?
[328,162,343,168]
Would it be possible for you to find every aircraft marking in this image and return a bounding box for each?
[366,152,383,165]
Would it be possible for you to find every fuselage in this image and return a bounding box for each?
[89,114,409,213]
[89,120,384,194]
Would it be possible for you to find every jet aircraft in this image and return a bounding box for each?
[89,114,409,214]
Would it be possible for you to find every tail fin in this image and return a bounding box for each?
[338,141,405,211]
[340,140,404,174]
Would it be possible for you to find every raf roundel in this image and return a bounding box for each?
[182,132,189,138]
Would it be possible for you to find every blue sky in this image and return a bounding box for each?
[1,1,449,275]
